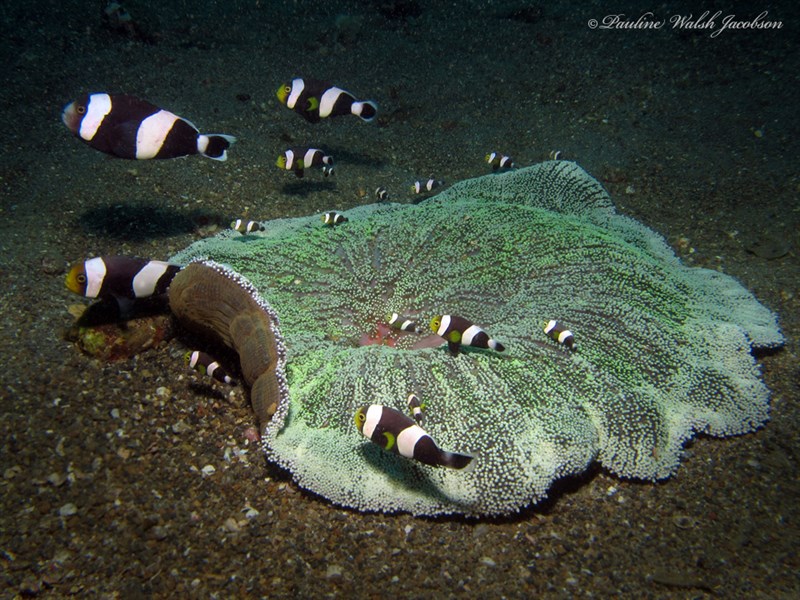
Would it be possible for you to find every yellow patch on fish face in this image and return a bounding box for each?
[276,155,287,169]
[276,84,290,104]
[430,315,442,333]
[65,263,88,295]
[354,406,367,432]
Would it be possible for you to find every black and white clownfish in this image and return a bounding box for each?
[322,211,348,226]
[276,78,378,124]
[407,393,425,425]
[186,350,236,385]
[354,404,472,469]
[485,152,514,170]
[230,219,265,234]
[543,319,576,350]
[387,312,417,332]
[62,93,236,161]
[411,179,444,195]
[430,314,505,356]
[375,186,389,201]
[276,147,334,178]
[66,256,181,299]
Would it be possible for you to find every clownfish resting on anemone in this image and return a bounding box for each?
[65,256,287,434]
[355,404,473,470]
[430,314,505,357]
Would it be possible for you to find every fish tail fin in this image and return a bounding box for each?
[441,450,475,470]
[352,100,378,122]
[198,134,237,161]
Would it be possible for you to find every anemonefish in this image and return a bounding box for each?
[354,404,472,469]
[375,186,389,201]
[543,319,576,350]
[407,393,425,425]
[322,211,348,226]
[62,93,236,161]
[66,256,181,299]
[430,314,505,356]
[411,179,443,194]
[276,78,378,123]
[387,312,416,332]
[486,152,514,170]
[276,147,334,178]
[186,350,236,385]
[230,219,265,234]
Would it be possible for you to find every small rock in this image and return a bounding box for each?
[4,466,21,479]
[47,472,67,487]
[201,464,216,477]
[59,503,77,517]
[243,506,259,519]
[472,523,490,539]
[172,420,191,434]
[480,556,497,567]
[325,564,344,580]
[223,517,240,532]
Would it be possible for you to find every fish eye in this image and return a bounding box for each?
[77,105,86,115]
[283,85,290,94]
[77,273,86,284]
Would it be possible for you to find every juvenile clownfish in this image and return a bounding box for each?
[375,186,389,201]
[322,211,347,226]
[543,319,576,350]
[411,178,443,194]
[230,219,265,234]
[62,93,236,161]
[186,350,236,385]
[354,404,472,469]
[387,312,417,332]
[430,314,505,356]
[407,393,425,425]
[276,147,333,178]
[66,256,181,299]
[485,152,514,170]
[276,78,378,123]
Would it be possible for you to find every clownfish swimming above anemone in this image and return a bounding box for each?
[276,78,377,124]
[62,93,236,161]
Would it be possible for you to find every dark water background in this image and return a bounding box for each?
[0,1,797,597]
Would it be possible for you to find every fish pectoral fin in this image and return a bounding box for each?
[307,98,319,111]
[381,432,396,450]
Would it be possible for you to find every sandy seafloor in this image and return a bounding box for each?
[1,0,798,597]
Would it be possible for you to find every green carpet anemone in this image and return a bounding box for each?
[170,161,783,517]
